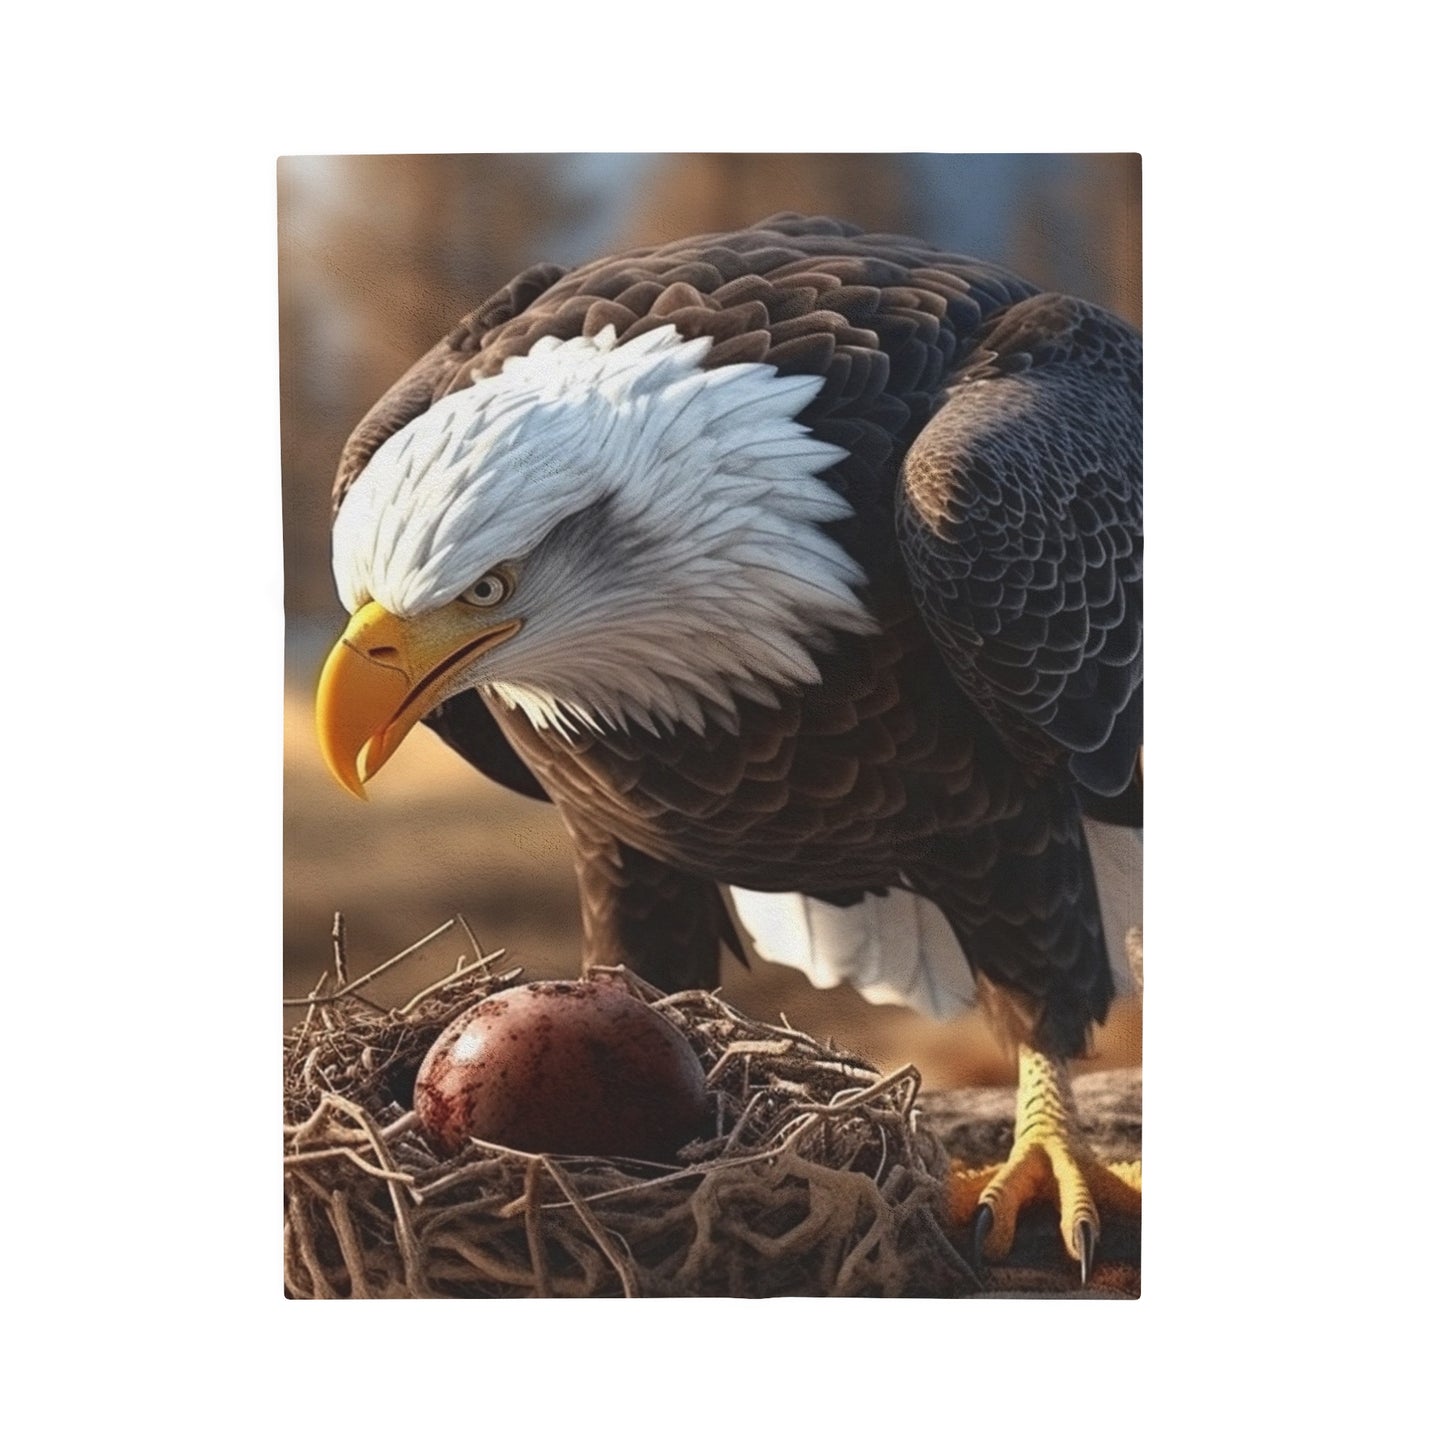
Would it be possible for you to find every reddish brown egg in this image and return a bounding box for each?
[414,979,710,1162]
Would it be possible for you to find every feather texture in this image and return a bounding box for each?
[330,215,1143,1060]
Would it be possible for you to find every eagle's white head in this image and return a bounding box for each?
[318,324,876,796]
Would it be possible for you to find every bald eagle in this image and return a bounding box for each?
[316,215,1142,1277]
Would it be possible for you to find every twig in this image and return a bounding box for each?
[295,967,334,1046]
[329,1189,371,1298]
[522,1156,551,1299]
[331,912,349,986]
[282,918,459,1005]
[395,954,511,1017]
[324,1094,428,1295]
[381,1111,420,1140]
[287,1189,337,1299]
[283,1147,416,1185]
[543,1159,640,1298]
[455,913,485,967]
[703,1039,791,1086]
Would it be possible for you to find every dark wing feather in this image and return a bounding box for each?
[421,691,551,803]
[897,293,1142,798]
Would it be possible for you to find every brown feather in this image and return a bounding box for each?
[330,218,1141,1053]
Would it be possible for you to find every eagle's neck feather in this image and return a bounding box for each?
[333,324,878,737]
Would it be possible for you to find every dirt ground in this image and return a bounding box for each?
[285,687,1142,1090]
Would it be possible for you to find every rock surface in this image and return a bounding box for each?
[921,1068,1142,1298]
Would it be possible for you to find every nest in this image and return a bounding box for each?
[284,917,978,1298]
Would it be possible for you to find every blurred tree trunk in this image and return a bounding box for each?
[1084,153,1143,327]
[1011,153,1141,329]
[279,156,582,618]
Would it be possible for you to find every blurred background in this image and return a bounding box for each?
[281,154,1142,1087]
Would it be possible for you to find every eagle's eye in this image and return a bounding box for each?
[460,571,512,608]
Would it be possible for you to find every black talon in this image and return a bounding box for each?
[972,1205,994,1270]
[1074,1219,1097,1284]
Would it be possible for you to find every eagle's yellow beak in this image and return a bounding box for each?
[316,601,521,798]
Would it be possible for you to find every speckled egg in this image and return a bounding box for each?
[413,979,710,1162]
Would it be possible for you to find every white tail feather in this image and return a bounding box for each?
[728,819,1141,1023]
[1081,817,1143,998]
[726,886,977,1020]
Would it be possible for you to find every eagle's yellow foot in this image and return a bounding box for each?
[946,1044,1141,1283]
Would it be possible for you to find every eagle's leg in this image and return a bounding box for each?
[946,1044,1141,1280]
[564,816,732,992]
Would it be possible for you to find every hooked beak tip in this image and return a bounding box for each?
[320,742,371,801]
